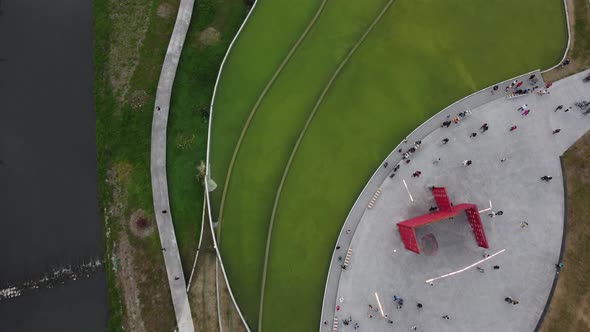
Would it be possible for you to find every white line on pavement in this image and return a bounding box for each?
[403,179,414,202]
[425,249,506,284]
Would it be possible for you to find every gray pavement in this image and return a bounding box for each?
[320,70,590,331]
[150,0,195,331]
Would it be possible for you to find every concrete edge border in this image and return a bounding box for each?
[317,68,541,331]
[213,0,329,239]
[202,1,261,330]
[541,0,571,73]
[186,194,206,292]
[533,155,569,331]
[256,1,397,330]
[205,181,251,331]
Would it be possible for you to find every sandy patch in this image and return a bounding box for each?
[198,27,221,47]
[157,3,176,18]
[129,209,155,238]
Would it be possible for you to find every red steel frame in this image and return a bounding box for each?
[397,187,489,254]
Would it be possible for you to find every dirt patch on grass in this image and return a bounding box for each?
[198,27,221,47]
[129,209,155,238]
[157,2,176,18]
[540,131,590,331]
[543,0,590,82]
[129,89,150,111]
[107,0,152,102]
[116,232,147,332]
[218,262,248,332]
[189,251,219,332]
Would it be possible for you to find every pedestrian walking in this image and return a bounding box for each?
[523,110,530,116]
[537,89,550,95]
[411,326,417,331]
[520,221,529,228]
[442,315,450,320]
[555,105,563,112]
[417,303,423,308]
[493,265,500,269]
[545,82,553,89]
[541,176,553,182]
[492,85,498,94]
[516,81,523,88]
[552,129,561,134]
[462,160,472,166]
[433,158,441,165]
[510,126,518,131]
[500,158,507,162]
[383,162,389,168]
[394,165,400,172]
[517,104,528,111]
[505,297,513,303]
[412,171,422,178]
[564,107,571,112]
[529,74,536,80]
[470,132,477,138]
[442,138,449,144]
[476,266,485,273]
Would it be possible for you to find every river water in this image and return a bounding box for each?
[0,0,106,330]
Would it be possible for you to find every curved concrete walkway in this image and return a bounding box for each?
[150,0,195,330]
[320,70,590,331]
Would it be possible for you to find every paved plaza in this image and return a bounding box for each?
[321,70,590,331]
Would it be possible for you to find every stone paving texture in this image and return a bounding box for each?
[320,70,590,331]
[150,0,195,331]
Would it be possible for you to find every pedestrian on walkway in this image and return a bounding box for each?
[516,81,523,88]
[417,303,423,308]
[564,107,571,112]
[462,160,472,166]
[538,89,550,95]
[383,162,389,168]
[412,171,422,178]
[529,74,536,80]
[492,85,498,94]
[394,165,400,172]
[552,129,561,134]
[433,158,441,165]
[470,132,477,138]
[523,109,530,116]
[545,82,553,89]
[442,138,449,144]
[480,123,488,131]
[518,104,528,111]
[500,158,507,162]
[505,297,513,303]
[520,221,529,228]
[476,266,485,273]
[442,315,450,320]
[541,176,553,182]
[493,265,500,269]
[510,126,518,131]
[555,105,563,112]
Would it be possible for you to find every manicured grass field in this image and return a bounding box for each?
[209,0,566,331]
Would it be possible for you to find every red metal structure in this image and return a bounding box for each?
[397,187,488,254]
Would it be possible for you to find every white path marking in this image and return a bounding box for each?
[425,249,506,284]
[375,292,385,318]
[402,179,414,202]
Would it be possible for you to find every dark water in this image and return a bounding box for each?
[0,0,106,330]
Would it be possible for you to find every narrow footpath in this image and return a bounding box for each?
[150,0,196,330]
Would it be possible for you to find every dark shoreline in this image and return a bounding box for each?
[0,0,106,330]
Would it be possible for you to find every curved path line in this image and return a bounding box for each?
[150,0,195,330]
[215,0,329,240]
[257,1,396,330]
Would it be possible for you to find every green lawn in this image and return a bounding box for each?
[209,0,567,331]
[217,0,393,327]
[167,0,247,277]
[208,0,322,219]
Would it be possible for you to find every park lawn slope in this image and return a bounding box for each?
[167,0,247,278]
[263,0,566,330]
[218,0,392,327]
[208,0,322,219]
